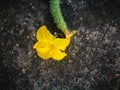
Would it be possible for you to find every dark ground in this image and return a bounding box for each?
[0,0,120,90]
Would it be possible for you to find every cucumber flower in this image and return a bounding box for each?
[33,26,76,61]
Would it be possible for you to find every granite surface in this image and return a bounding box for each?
[0,0,120,90]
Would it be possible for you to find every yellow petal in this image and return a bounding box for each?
[33,42,46,49]
[50,47,67,61]
[53,38,70,51]
[33,26,77,61]
[37,48,51,59]
[52,30,76,51]
[64,30,77,39]
[33,42,51,59]
[36,26,54,42]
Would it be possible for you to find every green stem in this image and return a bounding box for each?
[50,0,67,32]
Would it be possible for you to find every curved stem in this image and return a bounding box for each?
[50,0,67,32]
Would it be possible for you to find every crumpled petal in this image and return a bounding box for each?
[36,26,54,42]
[64,30,77,39]
[53,38,70,51]
[33,42,47,49]
[34,42,51,59]
[33,25,76,61]
[37,48,51,59]
[50,47,67,61]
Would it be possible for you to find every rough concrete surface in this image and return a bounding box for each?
[0,0,120,90]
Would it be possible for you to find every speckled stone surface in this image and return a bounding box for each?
[0,0,120,90]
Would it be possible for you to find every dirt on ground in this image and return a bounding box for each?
[0,0,120,90]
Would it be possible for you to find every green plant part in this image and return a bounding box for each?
[50,0,67,32]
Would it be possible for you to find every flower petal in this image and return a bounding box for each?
[50,47,67,61]
[33,42,46,49]
[64,30,77,39]
[36,26,54,42]
[53,38,70,51]
[33,42,51,59]
[37,48,51,59]
[33,26,76,61]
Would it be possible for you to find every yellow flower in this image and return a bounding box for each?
[33,25,76,61]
